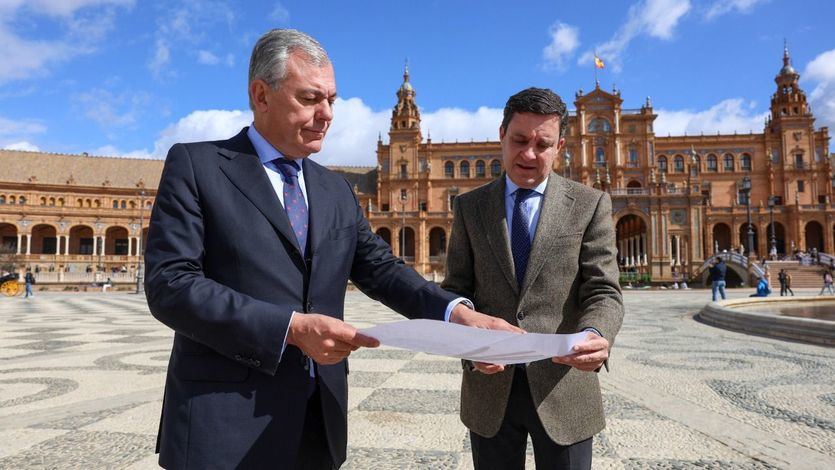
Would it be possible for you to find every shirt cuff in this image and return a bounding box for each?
[444,298,473,322]
[582,327,603,338]
[279,310,296,361]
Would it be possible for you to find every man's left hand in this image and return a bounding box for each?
[552,332,609,371]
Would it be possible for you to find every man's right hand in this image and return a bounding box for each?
[286,313,380,365]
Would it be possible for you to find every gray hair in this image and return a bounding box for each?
[248,29,330,110]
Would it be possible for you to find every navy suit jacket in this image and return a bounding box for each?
[145,128,457,468]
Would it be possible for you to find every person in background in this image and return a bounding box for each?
[709,257,727,301]
[24,270,35,299]
[749,276,772,297]
[819,269,834,295]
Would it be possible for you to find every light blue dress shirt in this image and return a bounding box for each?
[247,125,467,373]
[504,176,548,243]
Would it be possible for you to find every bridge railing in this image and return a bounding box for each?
[696,252,765,279]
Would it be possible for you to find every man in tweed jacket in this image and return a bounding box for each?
[442,88,624,470]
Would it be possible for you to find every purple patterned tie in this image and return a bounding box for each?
[273,158,309,255]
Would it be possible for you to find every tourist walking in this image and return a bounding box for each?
[23,271,35,299]
[778,269,794,296]
[819,269,834,295]
[709,257,727,301]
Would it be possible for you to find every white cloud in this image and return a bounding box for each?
[73,88,151,127]
[804,48,835,136]
[542,22,580,71]
[654,98,768,136]
[197,50,220,65]
[270,2,290,23]
[149,1,237,78]
[2,141,40,152]
[148,39,171,78]
[704,0,767,20]
[579,0,691,72]
[20,0,134,18]
[93,144,152,159]
[0,116,47,137]
[152,109,253,157]
[0,0,132,84]
[146,98,505,166]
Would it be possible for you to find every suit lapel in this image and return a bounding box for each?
[217,130,303,257]
[520,174,575,298]
[478,176,519,296]
[302,159,336,256]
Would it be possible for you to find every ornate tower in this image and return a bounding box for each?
[390,63,422,143]
[765,42,820,206]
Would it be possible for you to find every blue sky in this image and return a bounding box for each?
[1,0,834,166]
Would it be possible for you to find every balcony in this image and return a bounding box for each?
[610,188,649,196]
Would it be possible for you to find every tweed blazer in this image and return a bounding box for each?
[442,172,624,445]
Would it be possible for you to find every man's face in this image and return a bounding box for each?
[499,112,565,188]
[252,51,336,158]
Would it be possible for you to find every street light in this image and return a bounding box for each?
[768,195,777,259]
[135,190,146,294]
[741,176,754,282]
[399,190,408,262]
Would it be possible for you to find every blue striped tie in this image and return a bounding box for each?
[511,188,534,289]
[272,158,309,255]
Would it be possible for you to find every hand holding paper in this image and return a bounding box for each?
[360,319,587,365]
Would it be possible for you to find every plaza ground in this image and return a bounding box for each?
[0,289,832,469]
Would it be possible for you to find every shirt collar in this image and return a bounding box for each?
[247,123,287,166]
[505,175,548,199]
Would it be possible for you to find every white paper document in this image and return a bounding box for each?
[360,319,589,365]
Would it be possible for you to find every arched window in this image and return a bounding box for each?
[48,197,55,206]
[0,196,5,204]
[113,200,119,209]
[741,153,752,171]
[588,118,611,134]
[658,156,668,173]
[674,155,684,172]
[724,154,734,171]
[18,196,25,205]
[707,154,717,172]
[475,160,485,178]
[460,161,470,178]
[628,148,638,166]
[40,197,47,206]
[490,159,502,177]
[595,147,606,167]
[444,161,454,178]
[9,196,15,204]
[121,200,127,209]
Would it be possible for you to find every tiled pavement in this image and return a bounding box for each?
[0,289,832,469]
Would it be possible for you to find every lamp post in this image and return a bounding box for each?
[741,176,754,283]
[94,220,104,281]
[399,191,408,262]
[768,195,777,259]
[135,190,146,294]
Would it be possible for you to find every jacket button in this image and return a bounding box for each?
[234,354,242,361]
[516,311,526,321]
[306,301,313,312]
[253,359,261,367]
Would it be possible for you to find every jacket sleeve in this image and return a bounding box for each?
[144,144,290,375]
[346,179,457,321]
[575,193,624,345]
[440,196,475,300]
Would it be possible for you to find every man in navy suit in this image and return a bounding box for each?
[144,29,518,469]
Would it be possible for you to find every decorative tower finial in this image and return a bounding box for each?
[404,58,410,82]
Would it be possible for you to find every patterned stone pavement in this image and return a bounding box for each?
[0,289,832,469]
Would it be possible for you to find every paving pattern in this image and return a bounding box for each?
[0,289,832,469]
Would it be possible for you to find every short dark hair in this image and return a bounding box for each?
[715,257,723,263]
[501,87,568,138]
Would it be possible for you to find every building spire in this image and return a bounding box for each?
[783,38,790,67]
